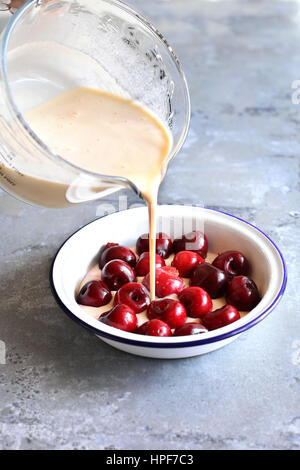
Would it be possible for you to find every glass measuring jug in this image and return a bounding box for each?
[0,0,190,208]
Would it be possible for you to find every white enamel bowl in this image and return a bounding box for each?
[50,205,287,359]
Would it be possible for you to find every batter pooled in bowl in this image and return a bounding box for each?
[76,230,260,337]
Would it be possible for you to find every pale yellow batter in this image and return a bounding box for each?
[25,88,172,299]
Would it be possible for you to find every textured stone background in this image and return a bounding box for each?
[0,0,299,450]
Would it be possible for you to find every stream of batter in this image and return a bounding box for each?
[26,87,172,299]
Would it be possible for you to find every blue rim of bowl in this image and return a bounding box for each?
[50,206,287,348]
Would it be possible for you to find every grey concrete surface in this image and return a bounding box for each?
[0,0,299,450]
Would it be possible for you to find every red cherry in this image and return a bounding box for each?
[147,299,187,328]
[190,262,227,298]
[135,251,165,277]
[142,266,185,298]
[136,232,173,259]
[212,250,249,278]
[173,322,208,336]
[201,305,240,331]
[173,230,208,259]
[114,282,150,313]
[101,259,136,291]
[99,242,118,258]
[135,319,172,337]
[171,250,204,277]
[77,280,112,307]
[99,245,136,269]
[99,304,137,332]
[178,286,212,318]
[226,276,260,311]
